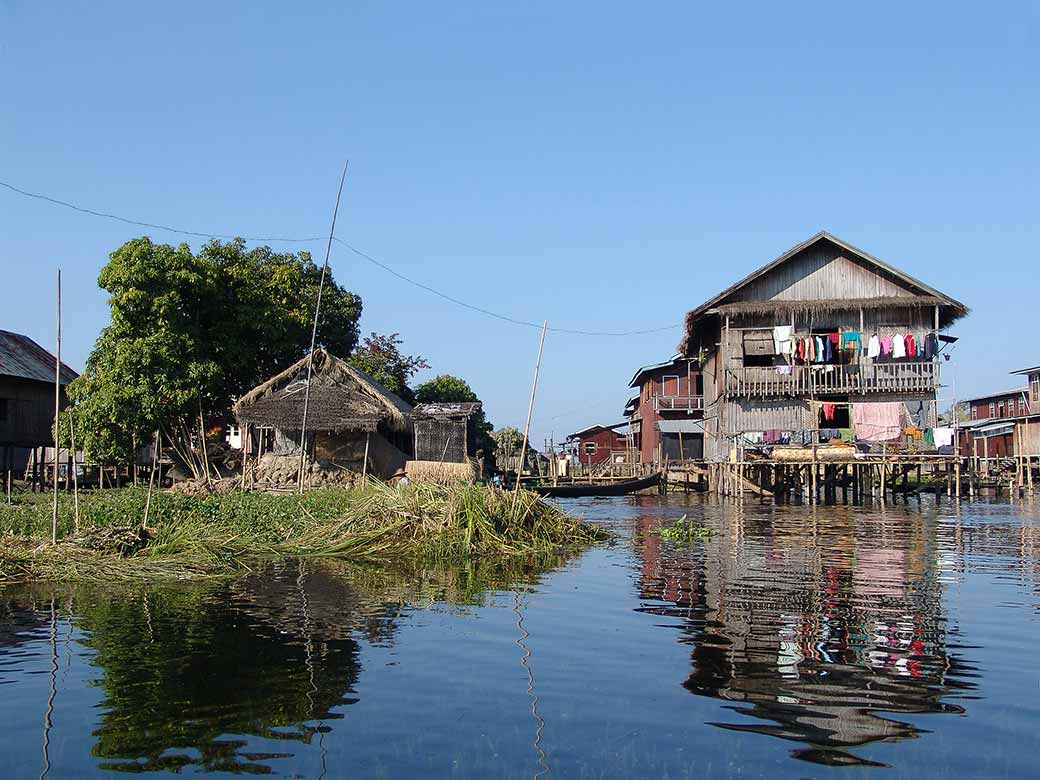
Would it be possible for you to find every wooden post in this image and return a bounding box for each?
[515,321,548,497]
[143,430,159,529]
[361,431,371,480]
[68,410,79,532]
[51,268,61,545]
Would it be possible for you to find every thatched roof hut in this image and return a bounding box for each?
[234,348,412,434]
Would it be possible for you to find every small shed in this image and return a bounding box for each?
[234,349,413,480]
[412,402,482,463]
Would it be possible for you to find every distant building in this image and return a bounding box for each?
[0,329,78,473]
[566,423,629,467]
[626,355,704,463]
[958,366,1040,465]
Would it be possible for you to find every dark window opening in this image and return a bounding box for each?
[819,404,850,429]
[0,398,8,423]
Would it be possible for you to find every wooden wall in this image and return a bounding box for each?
[0,377,65,447]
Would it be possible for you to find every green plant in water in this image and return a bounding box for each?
[655,515,713,542]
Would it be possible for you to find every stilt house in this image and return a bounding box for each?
[234,349,413,479]
[677,232,968,462]
[0,329,78,474]
[626,355,704,463]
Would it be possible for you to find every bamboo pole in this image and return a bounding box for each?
[68,410,79,532]
[298,161,350,494]
[51,268,61,545]
[143,430,159,529]
[361,431,371,481]
[515,321,548,496]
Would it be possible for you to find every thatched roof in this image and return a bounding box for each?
[234,349,412,433]
[678,232,970,355]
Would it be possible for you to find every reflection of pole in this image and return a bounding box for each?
[40,598,57,780]
[515,322,548,495]
[512,590,550,779]
[68,410,79,532]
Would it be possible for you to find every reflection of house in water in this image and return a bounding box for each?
[634,508,975,766]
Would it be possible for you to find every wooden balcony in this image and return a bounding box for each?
[654,395,704,412]
[724,362,938,398]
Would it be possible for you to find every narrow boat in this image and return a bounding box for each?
[531,472,661,498]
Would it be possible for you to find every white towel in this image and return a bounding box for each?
[773,325,794,355]
[867,334,881,359]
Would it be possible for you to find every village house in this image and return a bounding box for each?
[625,354,704,463]
[566,423,629,469]
[234,348,413,484]
[0,329,78,478]
[676,232,968,463]
[958,366,1040,469]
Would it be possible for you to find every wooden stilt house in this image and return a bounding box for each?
[234,348,413,479]
[677,232,969,462]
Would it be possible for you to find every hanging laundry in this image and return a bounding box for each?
[904,400,928,427]
[838,428,854,443]
[773,325,794,355]
[823,336,834,362]
[828,332,840,346]
[819,428,840,443]
[903,426,923,441]
[822,402,836,421]
[924,428,935,446]
[922,332,939,360]
[842,331,862,350]
[892,334,906,359]
[853,402,903,441]
[776,364,793,375]
[904,332,917,358]
[880,335,892,357]
[815,335,826,363]
[867,334,881,359]
[933,427,955,448]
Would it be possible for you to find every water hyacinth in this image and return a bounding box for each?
[0,482,606,584]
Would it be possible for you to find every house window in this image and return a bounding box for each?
[1032,376,1040,402]
[971,406,977,420]
[0,398,7,422]
[989,402,996,417]
[997,402,1004,418]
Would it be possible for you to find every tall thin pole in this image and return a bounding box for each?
[143,430,159,529]
[298,160,350,494]
[515,321,548,496]
[68,410,79,532]
[51,269,61,545]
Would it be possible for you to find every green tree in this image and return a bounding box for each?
[415,374,494,452]
[347,332,429,403]
[68,237,362,467]
[493,426,525,454]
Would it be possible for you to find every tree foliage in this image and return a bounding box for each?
[68,237,362,464]
[346,333,429,404]
[492,426,525,454]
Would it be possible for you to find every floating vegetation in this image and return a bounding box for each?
[655,515,713,542]
[0,482,607,584]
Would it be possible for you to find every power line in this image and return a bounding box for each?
[0,178,681,337]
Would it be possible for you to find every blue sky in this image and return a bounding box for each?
[1,2,1037,444]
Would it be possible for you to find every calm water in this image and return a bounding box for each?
[3,496,1040,779]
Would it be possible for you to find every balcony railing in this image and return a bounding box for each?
[654,395,705,411]
[724,362,938,398]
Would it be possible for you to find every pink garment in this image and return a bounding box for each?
[880,336,892,356]
[853,402,902,442]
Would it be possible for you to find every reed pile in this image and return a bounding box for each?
[0,482,605,584]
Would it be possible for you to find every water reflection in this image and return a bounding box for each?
[0,553,572,777]
[634,503,986,767]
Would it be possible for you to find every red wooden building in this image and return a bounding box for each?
[626,355,704,463]
[958,365,1040,465]
[566,423,629,467]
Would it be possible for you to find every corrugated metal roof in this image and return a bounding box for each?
[658,419,705,434]
[0,330,78,385]
[412,402,482,418]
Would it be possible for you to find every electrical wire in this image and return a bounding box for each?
[1,179,681,338]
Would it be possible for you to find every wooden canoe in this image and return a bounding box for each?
[531,472,661,498]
